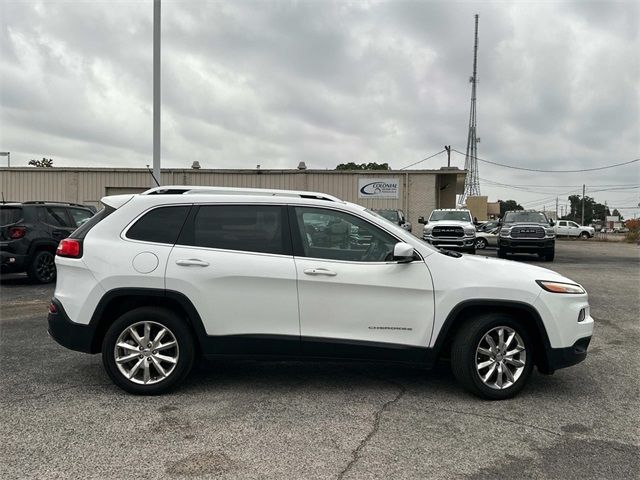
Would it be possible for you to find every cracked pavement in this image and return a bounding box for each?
[1,241,638,479]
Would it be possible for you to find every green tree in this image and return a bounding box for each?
[335,162,391,171]
[566,195,610,224]
[28,157,54,168]
[498,199,523,218]
[612,208,623,220]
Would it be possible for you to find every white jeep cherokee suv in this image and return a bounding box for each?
[48,187,593,399]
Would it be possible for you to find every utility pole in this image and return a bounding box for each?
[555,196,558,220]
[581,184,586,225]
[152,0,161,187]
[445,145,451,167]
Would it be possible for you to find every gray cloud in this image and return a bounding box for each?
[0,0,638,214]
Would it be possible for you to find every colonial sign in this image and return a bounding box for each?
[357,177,399,199]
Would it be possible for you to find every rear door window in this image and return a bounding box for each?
[126,206,191,245]
[181,205,290,255]
[40,206,72,227]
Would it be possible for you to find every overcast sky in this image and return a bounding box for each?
[1,0,638,216]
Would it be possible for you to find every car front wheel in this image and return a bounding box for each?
[102,307,195,395]
[27,250,56,284]
[451,314,534,400]
[476,238,487,249]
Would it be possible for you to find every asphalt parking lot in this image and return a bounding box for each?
[1,240,639,479]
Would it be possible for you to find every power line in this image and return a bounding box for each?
[451,149,640,173]
[399,149,446,170]
[480,178,640,188]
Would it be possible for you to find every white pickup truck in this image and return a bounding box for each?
[554,220,595,239]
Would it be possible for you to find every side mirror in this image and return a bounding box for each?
[549,220,555,227]
[498,218,503,224]
[393,242,415,263]
[418,216,426,224]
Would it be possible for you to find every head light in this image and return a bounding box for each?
[499,228,511,237]
[463,226,476,235]
[536,280,585,294]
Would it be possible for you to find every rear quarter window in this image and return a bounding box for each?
[126,206,191,244]
[0,207,22,226]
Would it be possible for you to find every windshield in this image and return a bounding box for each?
[503,211,549,224]
[429,210,471,222]
[374,210,398,222]
[0,207,22,226]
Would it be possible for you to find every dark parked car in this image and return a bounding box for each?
[0,201,95,283]
[372,209,412,232]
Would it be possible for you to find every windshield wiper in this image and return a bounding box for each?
[438,248,462,258]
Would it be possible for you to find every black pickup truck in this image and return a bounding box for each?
[497,210,556,261]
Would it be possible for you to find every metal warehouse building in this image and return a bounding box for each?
[0,167,465,232]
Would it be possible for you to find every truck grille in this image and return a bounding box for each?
[511,226,545,239]
[432,226,464,238]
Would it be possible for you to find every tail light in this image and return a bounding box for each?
[8,226,26,239]
[56,239,82,258]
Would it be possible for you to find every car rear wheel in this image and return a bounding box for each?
[27,250,56,284]
[451,314,534,400]
[102,307,195,395]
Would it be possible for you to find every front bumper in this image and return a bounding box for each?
[499,237,555,252]
[423,235,476,249]
[47,298,96,353]
[545,336,591,371]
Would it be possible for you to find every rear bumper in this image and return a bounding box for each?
[0,250,28,272]
[543,336,591,373]
[47,298,96,353]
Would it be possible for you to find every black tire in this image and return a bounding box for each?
[465,247,476,255]
[579,232,589,240]
[451,314,534,400]
[102,307,195,395]
[475,238,487,249]
[497,248,507,259]
[26,250,56,284]
[544,249,555,262]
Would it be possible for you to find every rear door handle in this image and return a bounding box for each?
[303,268,337,276]
[175,259,210,267]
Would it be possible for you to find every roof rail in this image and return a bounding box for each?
[142,186,343,202]
[22,201,91,208]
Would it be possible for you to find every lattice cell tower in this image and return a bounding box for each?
[461,14,481,206]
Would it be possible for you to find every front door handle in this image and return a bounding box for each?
[175,259,210,267]
[303,267,337,276]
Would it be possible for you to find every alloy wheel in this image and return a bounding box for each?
[114,321,179,385]
[475,326,526,390]
[36,253,55,282]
